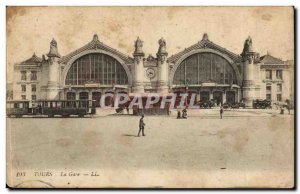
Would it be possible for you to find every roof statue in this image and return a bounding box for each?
[133,36,144,56]
[202,33,209,41]
[157,37,168,56]
[93,34,99,41]
[242,36,253,54]
[47,38,61,58]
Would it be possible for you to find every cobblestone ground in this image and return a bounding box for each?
[7,110,294,188]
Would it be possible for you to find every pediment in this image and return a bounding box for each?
[59,35,133,64]
[168,38,242,64]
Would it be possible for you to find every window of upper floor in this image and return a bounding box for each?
[21,85,26,92]
[277,83,282,92]
[21,71,27,81]
[32,84,36,92]
[277,94,282,102]
[31,71,37,81]
[276,70,283,80]
[265,69,272,80]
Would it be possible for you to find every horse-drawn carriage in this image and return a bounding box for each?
[222,101,246,109]
[197,100,214,109]
[253,99,272,109]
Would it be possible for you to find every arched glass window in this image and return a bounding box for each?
[173,53,237,85]
[65,53,128,85]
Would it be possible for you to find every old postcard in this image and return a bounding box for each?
[6,6,294,188]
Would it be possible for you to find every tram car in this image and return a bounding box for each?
[253,99,272,109]
[6,100,31,117]
[6,100,96,117]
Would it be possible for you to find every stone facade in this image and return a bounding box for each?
[11,33,293,107]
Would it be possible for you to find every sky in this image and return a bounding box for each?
[6,6,294,82]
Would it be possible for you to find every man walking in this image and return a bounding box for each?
[138,114,146,137]
[220,105,224,119]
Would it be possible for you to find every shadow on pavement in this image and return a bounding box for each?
[122,134,138,137]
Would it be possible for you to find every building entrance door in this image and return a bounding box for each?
[104,92,114,107]
[79,92,89,107]
[79,92,89,100]
[66,92,76,100]
[213,91,223,106]
[200,91,210,102]
[92,92,101,107]
[226,91,235,104]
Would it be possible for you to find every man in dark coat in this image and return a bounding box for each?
[182,108,187,119]
[177,110,181,119]
[138,115,146,137]
[220,106,224,119]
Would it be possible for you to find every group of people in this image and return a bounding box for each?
[177,107,224,119]
[177,108,188,119]
[273,100,292,115]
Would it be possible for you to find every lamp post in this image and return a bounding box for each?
[185,80,189,107]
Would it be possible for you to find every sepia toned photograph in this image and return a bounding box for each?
[6,6,294,188]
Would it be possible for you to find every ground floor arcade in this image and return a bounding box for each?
[173,85,241,106]
[62,84,242,107]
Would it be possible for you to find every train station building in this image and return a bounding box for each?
[12,33,293,107]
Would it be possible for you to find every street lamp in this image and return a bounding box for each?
[185,80,189,107]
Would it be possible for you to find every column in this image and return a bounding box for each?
[89,90,93,101]
[76,91,79,100]
[241,36,260,107]
[132,37,145,93]
[46,39,61,100]
[157,37,169,94]
[223,90,226,104]
[209,90,213,100]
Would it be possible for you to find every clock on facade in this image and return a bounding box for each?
[146,68,155,78]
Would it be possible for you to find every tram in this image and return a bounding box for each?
[6,100,31,117]
[6,100,96,117]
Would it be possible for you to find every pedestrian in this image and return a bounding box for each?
[280,106,284,114]
[177,110,181,119]
[285,100,291,115]
[138,114,146,137]
[220,105,224,119]
[182,108,187,119]
[38,104,42,114]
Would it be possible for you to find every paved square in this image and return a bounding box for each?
[7,112,294,188]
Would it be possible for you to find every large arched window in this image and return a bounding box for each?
[173,53,237,85]
[65,53,128,85]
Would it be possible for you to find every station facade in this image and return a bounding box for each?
[12,33,293,107]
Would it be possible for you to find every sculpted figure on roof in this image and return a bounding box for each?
[47,38,61,58]
[243,36,253,54]
[157,37,167,55]
[135,36,143,48]
[134,36,144,55]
